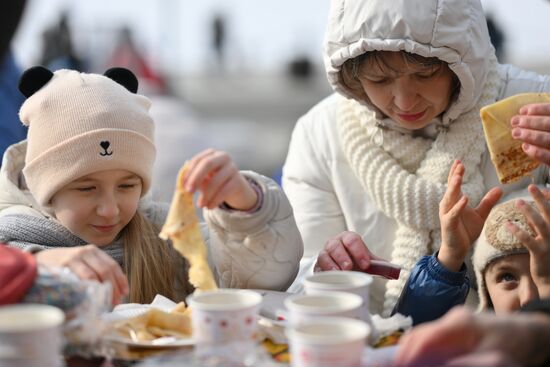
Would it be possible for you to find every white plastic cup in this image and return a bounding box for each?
[284,291,363,326]
[286,317,370,367]
[303,271,373,322]
[186,289,262,346]
[0,304,65,367]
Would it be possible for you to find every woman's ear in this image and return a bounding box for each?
[103,67,139,93]
[18,66,54,98]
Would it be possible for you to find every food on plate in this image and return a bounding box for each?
[159,164,218,291]
[112,304,192,342]
[480,93,550,183]
[372,330,403,348]
[261,338,290,363]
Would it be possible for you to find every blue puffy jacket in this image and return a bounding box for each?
[393,253,470,325]
[0,52,26,160]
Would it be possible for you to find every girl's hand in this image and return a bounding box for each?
[506,184,550,298]
[182,149,258,211]
[438,160,502,272]
[315,231,387,273]
[35,245,129,305]
[511,103,550,165]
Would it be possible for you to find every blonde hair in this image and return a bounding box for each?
[340,50,460,103]
[122,211,191,304]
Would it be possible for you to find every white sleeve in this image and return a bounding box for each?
[282,114,347,259]
[202,171,303,291]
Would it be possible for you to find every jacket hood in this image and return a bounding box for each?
[324,0,494,122]
[0,141,49,217]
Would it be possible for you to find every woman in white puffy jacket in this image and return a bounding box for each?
[283,0,550,315]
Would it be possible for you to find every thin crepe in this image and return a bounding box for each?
[480,93,550,183]
[159,164,218,292]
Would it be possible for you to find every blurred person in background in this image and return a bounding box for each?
[0,0,27,161]
[486,13,506,62]
[107,26,166,95]
[282,0,550,316]
[40,12,85,72]
[210,13,227,73]
[211,13,227,73]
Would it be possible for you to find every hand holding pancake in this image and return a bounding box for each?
[182,149,258,211]
[511,101,550,166]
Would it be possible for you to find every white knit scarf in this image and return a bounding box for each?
[337,56,502,315]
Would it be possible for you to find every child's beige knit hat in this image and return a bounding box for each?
[472,197,534,311]
[18,66,156,206]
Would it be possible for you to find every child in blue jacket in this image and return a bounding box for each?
[394,160,550,324]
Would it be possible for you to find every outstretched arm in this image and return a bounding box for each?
[391,161,502,325]
[506,184,550,298]
[438,160,502,272]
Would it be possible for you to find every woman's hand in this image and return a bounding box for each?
[511,103,550,165]
[182,149,258,211]
[35,245,129,305]
[438,160,502,272]
[314,231,387,273]
[506,184,550,298]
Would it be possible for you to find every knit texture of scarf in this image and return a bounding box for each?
[337,55,502,315]
[0,213,124,265]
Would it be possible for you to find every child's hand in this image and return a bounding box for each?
[35,245,129,305]
[315,231,388,273]
[511,103,550,165]
[182,149,258,211]
[506,185,550,298]
[439,160,502,272]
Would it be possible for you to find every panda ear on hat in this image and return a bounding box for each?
[103,67,138,94]
[18,66,54,98]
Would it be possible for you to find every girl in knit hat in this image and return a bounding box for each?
[0,66,303,305]
[394,161,550,324]
[284,0,550,315]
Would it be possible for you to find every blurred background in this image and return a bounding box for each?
[4,0,550,202]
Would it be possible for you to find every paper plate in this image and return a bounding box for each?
[104,332,195,349]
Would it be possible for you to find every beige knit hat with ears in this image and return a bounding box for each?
[19,66,156,206]
[472,197,535,311]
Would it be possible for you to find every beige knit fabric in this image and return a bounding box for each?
[473,199,533,311]
[20,69,155,206]
[338,55,502,315]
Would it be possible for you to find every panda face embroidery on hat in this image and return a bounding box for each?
[99,141,113,156]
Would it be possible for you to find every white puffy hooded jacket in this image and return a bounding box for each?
[283,0,550,314]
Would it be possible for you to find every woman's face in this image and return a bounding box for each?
[485,254,539,314]
[358,52,456,130]
[50,169,142,246]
